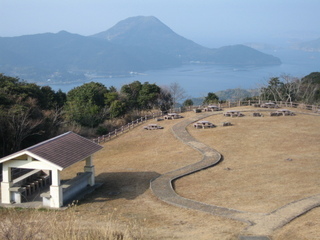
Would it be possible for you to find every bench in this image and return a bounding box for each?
[40,172,92,207]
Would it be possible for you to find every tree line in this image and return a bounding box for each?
[0,75,188,157]
[0,72,319,157]
[259,72,320,104]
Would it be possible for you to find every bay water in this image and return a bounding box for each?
[50,49,319,98]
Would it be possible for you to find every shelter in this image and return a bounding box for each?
[0,132,103,208]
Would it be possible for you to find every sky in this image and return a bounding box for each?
[1,0,320,48]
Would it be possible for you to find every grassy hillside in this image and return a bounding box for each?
[1,107,319,239]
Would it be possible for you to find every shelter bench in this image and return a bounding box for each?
[9,170,50,203]
[41,172,92,207]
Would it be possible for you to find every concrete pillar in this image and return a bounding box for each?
[1,163,12,204]
[50,169,62,208]
[1,182,12,204]
[84,156,95,186]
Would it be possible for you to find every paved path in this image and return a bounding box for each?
[150,110,320,239]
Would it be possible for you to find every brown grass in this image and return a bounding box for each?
[176,110,320,213]
[2,107,319,240]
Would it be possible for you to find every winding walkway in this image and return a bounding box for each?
[150,110,320,239]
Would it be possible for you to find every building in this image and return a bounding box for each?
[0,131,103,208]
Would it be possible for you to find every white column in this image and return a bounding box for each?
[1,163,12,204]
[50,169,62,208]
[84,156,95,186]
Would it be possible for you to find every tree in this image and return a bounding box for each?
[120,81,142,110]
[203,92,219,105]
[259,73,320,104]
[109,100,127,118]
[0,74,67,156]
[300,72,320,103]
[169,82,187,108]
[120,81,164,111]
[5,98,44,152]
[104,91,119,108]
[65,82,108,127]
[138,82,161,110]
[260,77,285,102]
[183,99,194,107]
[158,86,173,111]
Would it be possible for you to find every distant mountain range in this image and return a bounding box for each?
[0,16,281,84]
[295,38,320,52]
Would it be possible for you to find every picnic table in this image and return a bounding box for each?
[275,109,295,116]
[204,105,222,112]
[164,113,183,120]
[252,112,264,117]
[224,110,244,117]
[193,121,215,129]
[143,124,164,130]
[261,102,278,108]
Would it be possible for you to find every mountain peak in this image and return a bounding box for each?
[92,16,174,42]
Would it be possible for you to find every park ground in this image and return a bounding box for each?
[54,106,320,239]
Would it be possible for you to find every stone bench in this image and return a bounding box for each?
[40,172,92,207]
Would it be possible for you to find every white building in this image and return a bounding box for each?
[0,131,103,208]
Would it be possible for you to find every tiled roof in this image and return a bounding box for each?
[0,132,103,170]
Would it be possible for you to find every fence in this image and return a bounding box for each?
[93,112,164,144]
[93,100,320,144]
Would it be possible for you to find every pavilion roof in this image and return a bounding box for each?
[0,132,103,170]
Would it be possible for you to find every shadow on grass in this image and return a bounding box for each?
[82,171,160,202]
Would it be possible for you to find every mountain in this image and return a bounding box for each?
[91,16,215,63]
[296,38,320,52]
[92,16,281,65]
[0,16,281,84]
[0,30,180,82]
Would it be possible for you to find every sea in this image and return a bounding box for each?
[49,49,320,98]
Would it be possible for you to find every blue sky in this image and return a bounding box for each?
[1,0,319,47]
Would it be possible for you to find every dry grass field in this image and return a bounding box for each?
[59,106,320,239]
[3,107,318,239]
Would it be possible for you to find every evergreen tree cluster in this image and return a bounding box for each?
[0,75,173,157]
